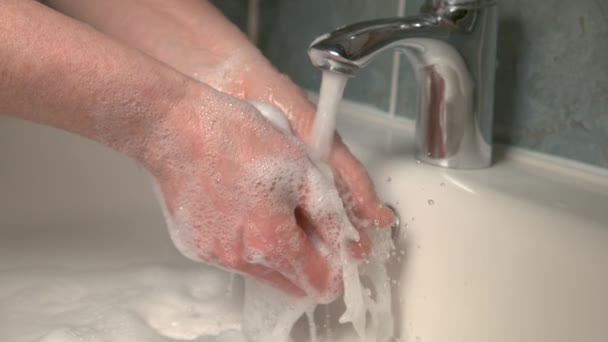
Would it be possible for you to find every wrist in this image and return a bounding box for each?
[96,75,198,173]
[132,80,234,179]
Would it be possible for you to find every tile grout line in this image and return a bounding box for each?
[387,53,401,117]
[388,0,407,117]
[247,0,260,45]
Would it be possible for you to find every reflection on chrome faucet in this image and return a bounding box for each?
[309,0,498,169]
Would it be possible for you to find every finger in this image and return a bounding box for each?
[296,165,373,253]
[271,223,337,297]
[296,206,371,260]
[296,183,343,253]
[348,229,372,259]
[239,263,305,297]
[329,136,395,228]
[212,238,306,297]
[242,212,337,297]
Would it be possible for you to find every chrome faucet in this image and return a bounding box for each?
[309,0,498,169]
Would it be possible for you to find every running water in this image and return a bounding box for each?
[309,71,396,341]
[310,71,349,160]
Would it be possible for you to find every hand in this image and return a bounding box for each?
[191,48,396,233]
[142,84,368,299]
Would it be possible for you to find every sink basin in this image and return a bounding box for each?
[1,100,607,341]
[336,102,608,342]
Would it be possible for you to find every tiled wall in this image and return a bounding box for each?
[217,0,608,168]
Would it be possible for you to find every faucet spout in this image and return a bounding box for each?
[308,14,445,75]
[308,0,498,169]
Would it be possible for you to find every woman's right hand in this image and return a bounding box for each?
[141,84,369,299]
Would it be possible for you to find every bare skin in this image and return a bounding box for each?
[46,0,395,228]
[0,0,393,296]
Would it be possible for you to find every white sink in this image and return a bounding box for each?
[337,102,608,342]
[1,100,608,342]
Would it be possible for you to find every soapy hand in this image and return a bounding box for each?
[196,53,395,233]
[143,84,368,298]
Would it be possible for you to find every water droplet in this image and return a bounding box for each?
[415,160,421,165]
[428,199,435,205]
[386,177,392,182]
[215,178,221,183]
[392,279,398,285]
[440,182,446,187]
[399,250,406,256]
[373,219,380,226]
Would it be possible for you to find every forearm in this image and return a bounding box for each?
[0,0,197,161]
[44,0,319,143]
[46,0,254,81]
